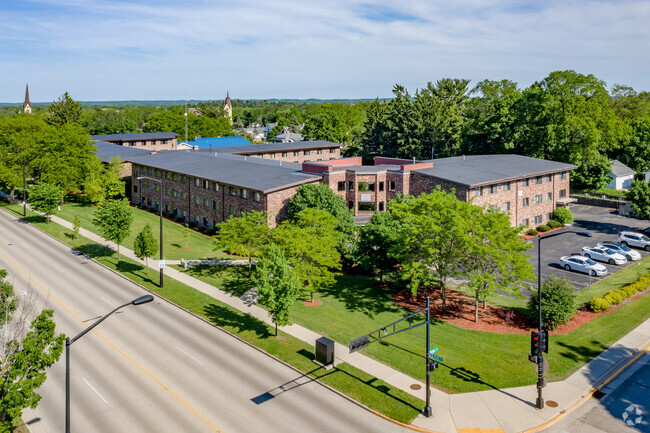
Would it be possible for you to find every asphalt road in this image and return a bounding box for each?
[0,209,409,433]
[527,204,650,293]
[541,352,650,433]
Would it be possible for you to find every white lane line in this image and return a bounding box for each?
[176,346,204,366]
[83,378,108,404]
[100,296,117,308]
[52,264,62,271]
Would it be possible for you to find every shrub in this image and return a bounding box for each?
[553,208,574,225]
[196,226,206,233]
[205,228,216,236]
[603,291,625,305]
[527,229,539,236]
[588,297,610,312]
[188,221,196,229]
[166,212,175,219]
[547,220,562,229]
[174,216,184,223]
[537,225,550,232]
[526,275,576,330]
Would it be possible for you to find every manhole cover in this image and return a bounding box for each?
[410,384,422,390]
[547,400,558,408]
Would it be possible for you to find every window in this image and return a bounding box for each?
[304,150,310,156]
[560,171,567,180]
[229,205,235,216]
[522,218,529,226]
[194,196,200,204]
[546,192,552,201]
[329,148,336,154]
[173,173,178,181]
[559,189,567,198]
[337,181,345,192]
[535,176,542,185]
[165,204,170,213]
[212,182,218,192]
[488,185,497,194]
[348,181,354,191]
[203,218,209,227]
[379,202,385,211]
[317,149,322,155]
[181,210,186,218]
[154,184,160,192]
[270,153,276,159]
[522,198,529,207]
[534,215,543,224]
[241,189,248,199]
[281,152,287,157]
[203,180,209,189]
[155,169,160,177]
[293,151,299,156]
[229,186,235,196]
[133,185,138,193]
[502,202,511,211]
[165,187,170,196]
[165,171,170,179]
[253,192,261,202]
[181,192,187,200]
[194,178,200,187]
[475,187,483,197]
[358,202,375,212]
[379,182,384,192]
[172,189,178,198]
[162,140,168,145]
[503,182,511,191]
[203,198,209,207]
[534,194,542,204]
[546,212,553,221]
[523,178,530,187]
[148,167,153,175]
[181,175,185,184]
[546,174,552,182]
[388,181,396,191]
[212,200,218,210]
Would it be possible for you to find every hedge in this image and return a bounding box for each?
[588,274,650,312]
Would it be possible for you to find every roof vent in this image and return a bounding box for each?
[214,152,218,157]
[412,157,416,164]
[463,155,466,160]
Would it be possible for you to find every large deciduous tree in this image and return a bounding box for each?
[28,182,62,222]
[218,211,270,275]
[354,211,399,282]
[253,245,302,336]
[92,198,134,259]
[627,179,650,219]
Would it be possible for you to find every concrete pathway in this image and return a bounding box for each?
[5,196,649,433]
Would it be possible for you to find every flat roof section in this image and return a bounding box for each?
[93,140,152,163]
[415,154,577,187]
[193,140,340,155]
[92,132,180,141]
[128,151,321,193]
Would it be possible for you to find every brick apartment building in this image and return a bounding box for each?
[194,140,341,164]
[92,132,179,151]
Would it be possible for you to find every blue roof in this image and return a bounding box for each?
[188,136,251,148]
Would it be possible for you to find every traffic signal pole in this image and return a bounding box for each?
[537,236,545,409]
[424,296,432,417]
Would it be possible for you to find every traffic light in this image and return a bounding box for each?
[427,359,439,372]
[528,354,539,364]
[541,328,549,354]
[530,331,541,356]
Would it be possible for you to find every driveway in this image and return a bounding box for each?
[527,204,650,293]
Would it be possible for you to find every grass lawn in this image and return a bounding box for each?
[0,202,423,424]
[55,197,238,261]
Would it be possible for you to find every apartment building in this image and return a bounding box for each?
[92,132,179,151]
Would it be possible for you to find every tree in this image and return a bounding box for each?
[526,275,576,330]
[466,209,533,322]
[302,103,365,146]
[390,189,472,313]
[553,207,574,225]
[627,179,650,219]
[83,156,125,203]
[0,272,65,431]
[133,224,158,274]
[28,183,62,222]
[92,199,134,259]
[252,245,302,336]
[218,211,270,276]
[72,215,81,240]
[354,211,399,282]
[288,183,355,259]
[47,92,81,126]
[274,208,341,302]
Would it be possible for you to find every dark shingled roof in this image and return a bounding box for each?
[93,140,152,163]
[415,155,577,187]
[128,151,320,193]
[193,140,340,155]
[91,132,179,141]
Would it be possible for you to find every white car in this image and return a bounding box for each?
[581,246,627,265]
[618,232,650,251]
[560,255,608,276]
[597,243,642,261]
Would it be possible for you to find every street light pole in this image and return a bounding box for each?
[535,229,591,409]
[65,294,153,433]
[424,296,432,417]
[137,176,164,287]
[8,153,26,217]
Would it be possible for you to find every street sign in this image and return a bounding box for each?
[429,347,438,356]
[159,260,166,269]
[430,354,443,362]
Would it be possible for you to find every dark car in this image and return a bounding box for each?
[636,227,650,236]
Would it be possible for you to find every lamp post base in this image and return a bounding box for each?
[423,406,432,417]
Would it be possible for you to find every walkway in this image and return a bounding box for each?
[4,196,649,433]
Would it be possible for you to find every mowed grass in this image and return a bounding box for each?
[55,197,238,260]
[0,202,423,424]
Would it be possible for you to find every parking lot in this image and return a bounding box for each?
[527,204,650,293]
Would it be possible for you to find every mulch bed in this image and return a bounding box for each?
[393,286,649,335]
[303,300,322,307]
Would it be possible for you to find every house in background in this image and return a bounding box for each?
[607,160,635,190]
[92,132,179,151]
[642,170,650,183]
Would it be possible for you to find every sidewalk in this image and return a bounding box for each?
[5,199,649,433]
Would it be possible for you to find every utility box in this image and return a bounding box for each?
[315,336,335,368]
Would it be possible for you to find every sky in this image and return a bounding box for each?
[1,0,649,102]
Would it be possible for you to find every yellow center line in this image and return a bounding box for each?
[0,248,225,433]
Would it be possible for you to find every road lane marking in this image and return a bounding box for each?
[83,378,108,404]
[0,248,225,433]
[100,296,117,308]
[53,264,62,271]
[176,346,204,366]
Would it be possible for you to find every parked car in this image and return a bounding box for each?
[560,255,608,276]
[618,231,650,251]
[580,246,627,265]
[636,227,650,237]
[597,242,642,261]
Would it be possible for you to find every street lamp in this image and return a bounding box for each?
[535,229,591,409]
[65,294,153,433]
[137,176,164,287]
[8,153,26,217]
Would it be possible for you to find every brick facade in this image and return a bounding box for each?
[237,146,340,164]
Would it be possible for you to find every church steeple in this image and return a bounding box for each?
[23,84,32,114]
[223,91,232,123]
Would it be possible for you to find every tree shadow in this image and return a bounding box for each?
[318,275,403,318]
[572,218,639,236]
[116,261,145,274]
[184,264,254,297]
[445,365,535,407]
[203,303,271,338]
[555,340,608,364]
[76,243,114,259]
[21,215,47,224]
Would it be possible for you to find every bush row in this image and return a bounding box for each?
[588,274,650,312]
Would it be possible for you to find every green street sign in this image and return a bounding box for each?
[429,347,438,356]
[430,354,444,362]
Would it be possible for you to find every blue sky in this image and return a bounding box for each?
[1,0,649,102]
